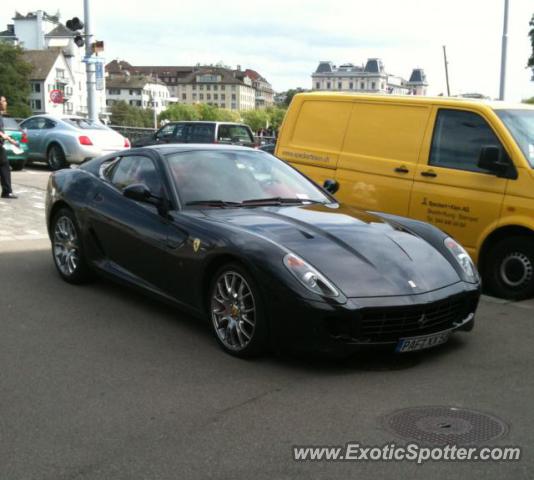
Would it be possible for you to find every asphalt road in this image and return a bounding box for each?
[1,167,533,479]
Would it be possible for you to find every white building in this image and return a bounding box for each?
[106,61,261,111]
[106,74,171,115]
[312,59,428,96]
[0,10,107,118]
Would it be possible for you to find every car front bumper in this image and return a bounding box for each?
[264,282,480,355]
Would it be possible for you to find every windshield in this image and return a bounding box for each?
[1,117,21,130]
[166,149,331,207]
[496,109,534,167]
[63,118,107,130]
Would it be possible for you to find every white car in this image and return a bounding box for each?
[20,115,130,170]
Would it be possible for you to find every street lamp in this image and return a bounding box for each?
[499,0,510,100]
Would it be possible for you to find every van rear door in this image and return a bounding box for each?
[336,101,430,216]
[409,107,508,254]
[277,99,352,184]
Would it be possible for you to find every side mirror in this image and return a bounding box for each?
[123,183,152,202]
[323,179,340,194]
[477,146,517,179]
[123,183,170,216]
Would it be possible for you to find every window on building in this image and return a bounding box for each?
[221,85,226,91]
[326,82,331,89]
[381,82,385,90]
[206,85,211,91]
[182,93,187,100]
[231,102,237,110]
[360,82,364,89]
[213,85,218,91]
[221,94,226,100]
[199,93,204,100]
[231,94,236,100]
[214,94,218,100]
[199,85,204,90]
[231,85,236,91]
[56,68,65,79]
[192,93,197,99]
[192,85,197,90]
[349,82,354,89]
[207,94,211,100]
[32,82,41,93]
[371,82,376,89]
[338,82,342,90]
[316,82,320,89]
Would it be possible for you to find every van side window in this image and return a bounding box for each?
[430,109,504,173]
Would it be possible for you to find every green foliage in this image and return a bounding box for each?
[0,43,33,117]
[110,101,154,127]
[523,97,534,104]
[265,106,287,130]
[215,108,241,122]
[240,109,270,132]
[528,14,534,69]
[159,103,201,122]
[283,88,306,107]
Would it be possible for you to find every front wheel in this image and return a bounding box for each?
[208,263,268,358]
[51,208,93,284]
[483,236,534,300]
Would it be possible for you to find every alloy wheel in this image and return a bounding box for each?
[211,271,256,352]
[53,216,80,277]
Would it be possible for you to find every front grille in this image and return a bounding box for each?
[326,293,476,343]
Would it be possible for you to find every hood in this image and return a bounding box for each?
[203,204,461,298]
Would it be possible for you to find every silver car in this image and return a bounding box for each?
[20,115,130,170]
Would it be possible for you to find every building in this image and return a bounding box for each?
[106,60,270,111]
[0,10,107,118]
[106,74,171,115]
[244,69,274,108]
[312,59,428,96]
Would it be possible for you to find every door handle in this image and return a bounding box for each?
[394,166,410,174]
[421,170,437,178]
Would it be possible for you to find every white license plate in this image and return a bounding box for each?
[396,331,450,353]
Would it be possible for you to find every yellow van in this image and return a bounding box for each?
[275,93,534,300]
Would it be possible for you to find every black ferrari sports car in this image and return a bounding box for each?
[45,145,480,357]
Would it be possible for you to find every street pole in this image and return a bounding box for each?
[84,0,98,123]
[443,45,451,96]
[499,0,510,100]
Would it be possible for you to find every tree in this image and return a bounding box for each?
[523,97,534,104]
[265,106,287,131]
[0,43,33,117]
[110,101,153,127]
[528,14,534,71]
[284,88,307,107]
[159,103,200,122]
[241,109,269,133]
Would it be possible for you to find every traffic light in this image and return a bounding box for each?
[66,17,84,48]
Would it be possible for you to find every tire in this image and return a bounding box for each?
[47,144,67,171]
[51,208,93,284]
[483,236,534,300]
[10,159,26,171]
[207,263,268,358]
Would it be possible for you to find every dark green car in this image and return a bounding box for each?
[2,117,28,171]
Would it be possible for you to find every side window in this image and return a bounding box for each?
[188,124,215,143]
[44,119,56,129]
[174,124,186,141]
[22,118,44,130]
[430,109,505,173]
[111,155,163,195]
[156,124,176,138]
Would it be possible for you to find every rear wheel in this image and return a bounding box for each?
[483,236,534,300]
[47,144,67,170]
[51,208,92,284]
[208,263,268,358]
[10,159,26,171]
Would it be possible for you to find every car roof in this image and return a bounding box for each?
[165,121,250,126]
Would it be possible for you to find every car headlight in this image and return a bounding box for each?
[444,237,479,282]
[283,253,339,297]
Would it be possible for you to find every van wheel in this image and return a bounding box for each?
[483,237,534,300]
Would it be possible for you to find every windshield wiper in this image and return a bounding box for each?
[185,200,243,208]
[241,197,326,206]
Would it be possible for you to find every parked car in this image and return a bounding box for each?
[2,116,29,171]
[276,93,534,300]
[46,144,480,358]
[20,115,130,170]
[259,143,276,155]
[132,121,256,148]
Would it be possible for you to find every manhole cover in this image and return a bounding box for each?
[383,407,508,445]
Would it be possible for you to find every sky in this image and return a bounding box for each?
[1,0,533,101]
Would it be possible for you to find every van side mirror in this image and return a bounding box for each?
[477,146,517,179]
[323,179,340,194]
